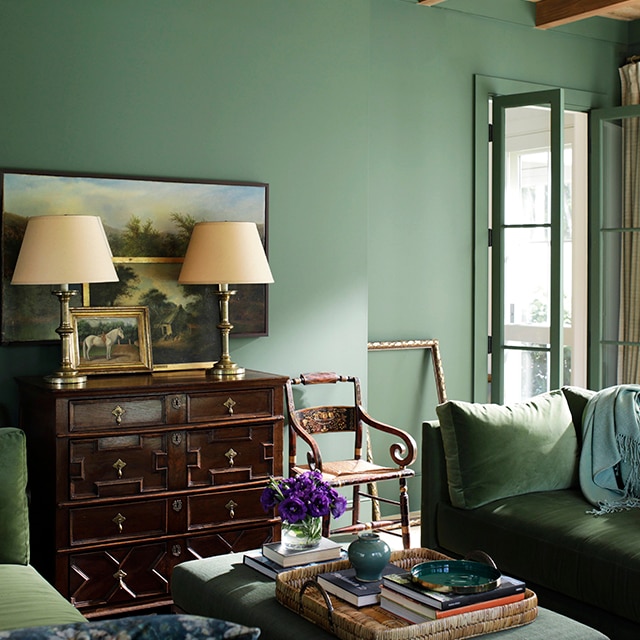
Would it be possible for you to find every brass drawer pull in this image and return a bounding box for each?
[172,432,182,446]
[114,569,127,588]
[171,396,182,410]
[172,499,183,512]
[224,397,236,415]
[171,544,182,557]
[113,458,127,479]
[113,512,126,533]
[225,448,238,467]
[112,405,126,425]
[225,499,238,519]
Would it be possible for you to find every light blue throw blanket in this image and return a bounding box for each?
[579,384,640,515]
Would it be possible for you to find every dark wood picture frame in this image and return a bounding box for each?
[1,169,269,371]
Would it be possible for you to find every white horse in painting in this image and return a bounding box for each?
[83,327,125,361]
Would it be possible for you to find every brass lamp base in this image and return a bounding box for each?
[45,370,88,387]
[46,288,87,387]
[209,284,246,379]
[210,361,245,378]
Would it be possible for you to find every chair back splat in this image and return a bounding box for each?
[285,372,417,549]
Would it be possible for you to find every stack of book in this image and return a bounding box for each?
[379,571,527,622]
[243,537,345,579]
[316,564,400,607]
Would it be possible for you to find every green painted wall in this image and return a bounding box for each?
[366,0,625,505]
[0,0,630,510]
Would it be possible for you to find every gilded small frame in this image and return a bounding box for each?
[71,306,153,375]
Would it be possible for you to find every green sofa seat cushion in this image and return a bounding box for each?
[0,564,86,631]
[436,489,640,626]
[436,390,578,509]
[0,428,29,565]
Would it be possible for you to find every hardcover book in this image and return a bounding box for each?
[243,547,348,580]
[261,536,343,568]
[381,572,526,611]
[316,564,400,607]
[380,588,525,622]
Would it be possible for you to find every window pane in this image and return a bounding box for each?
[504,348,549,404]
[601,230,623,342]
[503,226,550,346]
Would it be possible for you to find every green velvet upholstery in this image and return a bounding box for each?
[435,490,640,629]
[0,565,86,631]
[0,427,88,631]
[436,390,578,509]
[561,386,597,447]
[171,551,607,640]
[0,428,30,565]
[422,388,640,640]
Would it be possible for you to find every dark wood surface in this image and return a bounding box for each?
[17,369,286,618]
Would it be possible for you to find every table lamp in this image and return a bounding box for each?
[178,221,274,378]
[11,214,119,386]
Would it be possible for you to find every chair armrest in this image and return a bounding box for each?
[359,408,417,468]
[420,420,449,550]
[288,421,324,471]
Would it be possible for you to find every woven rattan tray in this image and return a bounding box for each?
[275,548,538,640]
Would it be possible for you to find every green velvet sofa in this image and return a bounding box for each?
[0,427,260,639]
[421,387,640,640]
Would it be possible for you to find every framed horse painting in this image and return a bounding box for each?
[70,306,153,376]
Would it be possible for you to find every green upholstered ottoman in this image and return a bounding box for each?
[171,552,609,640]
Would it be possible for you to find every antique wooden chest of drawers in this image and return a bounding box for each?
[16,369,286,618]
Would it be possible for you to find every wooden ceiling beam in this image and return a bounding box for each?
[536,0,639,29]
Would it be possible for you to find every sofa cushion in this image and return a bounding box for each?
[561,386,596,447]
[0,428,30,565]
[0,564,86,631]
[0,614,260,639]
[436,390,578,509]
[435,489,640,628]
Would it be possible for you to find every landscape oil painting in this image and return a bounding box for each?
[1,170,269,370]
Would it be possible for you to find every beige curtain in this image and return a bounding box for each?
[618,62,640,383]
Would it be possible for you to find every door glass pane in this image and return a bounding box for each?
[504,349,549,401]
[503,226,550,348]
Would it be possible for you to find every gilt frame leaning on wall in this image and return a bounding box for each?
[71,306,153,376]
[0,169,269,371]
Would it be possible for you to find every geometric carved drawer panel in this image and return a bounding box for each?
[70,499,168,546]
[68,542,170,609]
[187,424,275,488]
[69,434,169,499]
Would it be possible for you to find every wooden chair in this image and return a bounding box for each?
[285,372,417,549]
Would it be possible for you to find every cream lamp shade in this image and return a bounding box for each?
[178,221,273,378]
[11,214,118,386]
[178,221,273,285]
[12,214,118,286]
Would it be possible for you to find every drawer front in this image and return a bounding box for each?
[69,397,166,431]
[186,424,276,488]
[70,499,167,545]
[69,434,169,499]
[188,389,274,423]
[183,524,277,560]
[188,486,268,531]
[68,542,170,610]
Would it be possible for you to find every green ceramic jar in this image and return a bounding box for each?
[348,531,391,582]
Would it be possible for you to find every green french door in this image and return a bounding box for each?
[491,89,566,403]
[589,104,640,389]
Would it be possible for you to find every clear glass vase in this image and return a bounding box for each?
[281,515,322,550]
